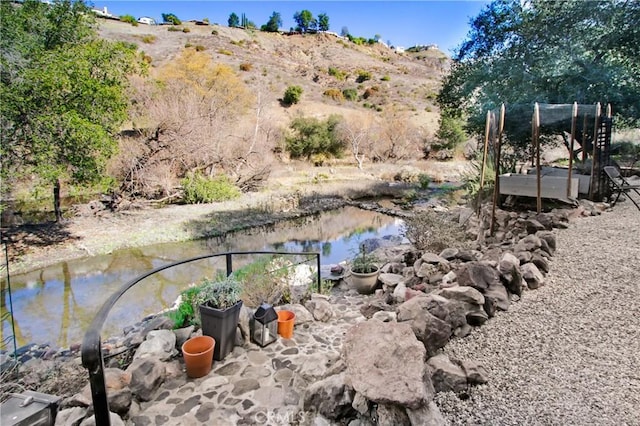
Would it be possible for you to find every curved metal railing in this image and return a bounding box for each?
[81,250,321,425]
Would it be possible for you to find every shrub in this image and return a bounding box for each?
[167,26,181,32]
[402,209,469,252]
[342,88,358,101]
[283,85,303,105]
[141,35,156,44]
[239,62,252,71]
[356,69,372,83]
[120,15,138,26]
[435,113,466,150]
[233,256,294,307]
[363,86,379,99]
[217,49,233,56]
[323,88,344,101]
[211,29,219,35]
[142,54,152,63]
[328,66,347,81]
[418,173,431,189]
[381,75,391,81]
[181,173,241,203]
[184,43,193,48]
[285,114,345,159]
[195,45,206,51]
[182,27,191,33]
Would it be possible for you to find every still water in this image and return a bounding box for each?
[2,206,404,348]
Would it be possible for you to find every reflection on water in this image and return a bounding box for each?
[1,207,404,348]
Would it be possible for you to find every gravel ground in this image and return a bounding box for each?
[434,201,640,426]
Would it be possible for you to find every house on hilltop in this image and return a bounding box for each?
[138,17,156,25]
[91,6,118,20]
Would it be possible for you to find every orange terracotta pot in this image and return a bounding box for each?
[277,310,296,339]
[181,335,215,378]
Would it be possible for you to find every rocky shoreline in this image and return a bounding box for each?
[4,198,637,425]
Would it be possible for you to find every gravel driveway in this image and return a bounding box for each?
[434,201,640,425]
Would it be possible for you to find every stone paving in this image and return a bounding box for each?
[129,287,371,425]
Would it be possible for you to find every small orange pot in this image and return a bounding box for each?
[182,335,215,378]
[277,310,296,339]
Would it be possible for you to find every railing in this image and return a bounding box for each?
[81,251,321,426]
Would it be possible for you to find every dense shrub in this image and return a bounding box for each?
[182,27,191,33]
[195,45,206,51]
[218,49,233,56]
[239,62,252,71]
[328,66,347,81]
[381,75,391,81]
[356,69,372,83]
[323,88,344,101]
[120,15,138,26]
[285,115,345,159]
[342,88,358,101]
[402,209,469,252]
[181,173,241,203]
[141,35,156,44]
[435,113,466,150]
[167,26,181,32]
[283,85,303,105]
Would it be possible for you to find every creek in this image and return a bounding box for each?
[1,206,404,349]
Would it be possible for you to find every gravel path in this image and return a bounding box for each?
[434,202,640,426]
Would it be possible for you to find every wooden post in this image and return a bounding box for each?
[589,102,601,200]
[568,102,577,198]
[606,103,612,118]
[534,103,542,213]
[490,104,505,235]
[478,110,491,215]
[581,113,588,164]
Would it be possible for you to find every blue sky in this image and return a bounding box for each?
[92,1,490,53]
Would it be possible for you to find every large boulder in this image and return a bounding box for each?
[133,329,176,361]
[343,321,430,409]
[456,263,500,292]
[304,295,334,322]
[521,262,545,289]
[303,372,355,420]
[126,357,166,402]
[438,286,484,306]
[426,354,467,393]
[406,401,447,426]
[396,297,451,356]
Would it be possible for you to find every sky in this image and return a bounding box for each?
[92,1,490,54]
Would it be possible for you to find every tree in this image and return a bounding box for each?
[1,0,144,221]
[285,115,345,160]
[228,12,239,27]
[283,85,303,105]
[161,12,181,25]
[337,115,373,169]
[438,0,640,156]
[317,13,330,32]
[262,11,282,32]
[293,10,315,33]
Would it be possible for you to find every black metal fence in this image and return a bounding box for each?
[81,251,321,426]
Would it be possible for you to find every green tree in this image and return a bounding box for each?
[1,0,144,221]
[438,0,640,154]
[283,85,303,105]
[262,11,282,32]
[317,13,330,32]
[293,10,315,33]
[161,12,181,25]
[120,14,138,26]
[228,12,239,27]
[434,111,467,150]
[286,115,345,160]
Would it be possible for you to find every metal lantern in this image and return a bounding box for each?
[251,303,278,347]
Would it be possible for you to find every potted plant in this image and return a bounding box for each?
[349,243,380,294]
[196,275,243,361]
[169,274,243,361]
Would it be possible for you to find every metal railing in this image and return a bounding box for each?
[81,251,321,425]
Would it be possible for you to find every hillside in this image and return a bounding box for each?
[98,19,449,131]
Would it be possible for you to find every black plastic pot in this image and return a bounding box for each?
[199,300,243,361]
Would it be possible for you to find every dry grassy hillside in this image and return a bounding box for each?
[98,20,448,131]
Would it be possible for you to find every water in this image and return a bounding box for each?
[1,206,404,348]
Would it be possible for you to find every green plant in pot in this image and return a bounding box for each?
[170,274,243,361]
[349,243,380,294]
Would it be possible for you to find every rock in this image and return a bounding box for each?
[515,234,542,252]
[456,263,500,292]
[499,253,524,296]
[441,271,457,286]
[371,311,397,322]
[439,248,459,261]
[516,250,533,264]
[393,282,408,303]
[278,304,314,324]
[304,297,334,322]
[521,262,545,289]
[360,300,393,319]
[525,219,546,234]
[376,403,411,426]
[483,296,498,318]
[484,283,510,311]
[460,360,489,385]
[107,388,132,414]
[456,249,478,262]
[437,286,485,306]
[536,230,557,254]
[421,252,448,265]
[415,262,438,278]
[298,351,341,381]
[79,412,125,426]
[303,372,355,420]
[55,407,87,426]
[426,354,467,393]
[238,306,253,339]
[127,357,166,402]
[531,252,550,274]
[173,326,194,349]
[379,273,404,288]
[396,297,451,357]
[343,321,429,409]
[134,330,176,361]
[406,401,447,426]
[465,307,489,326]
[352,391,370,415]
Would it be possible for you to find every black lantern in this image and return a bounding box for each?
[251,303,278,347]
